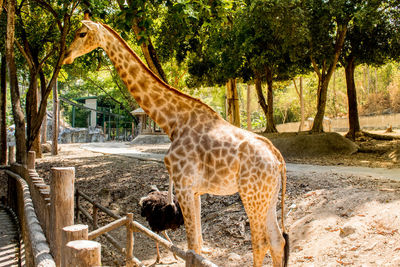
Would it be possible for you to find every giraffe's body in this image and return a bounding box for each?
[63,17,289,267]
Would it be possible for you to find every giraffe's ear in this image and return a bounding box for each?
[84,10,92,21]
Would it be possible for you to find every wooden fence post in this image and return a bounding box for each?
[50,167,75,266]
[93,206,98,229]
[64,240,101,266]
[186,250,195,267]
[126,213,134,267]
[62,224,89,267]
[8,146,15,165]
[75,191,80,223]
[27,150,36,170]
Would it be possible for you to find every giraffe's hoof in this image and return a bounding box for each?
[201,246,212,254]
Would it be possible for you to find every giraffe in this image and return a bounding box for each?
[63,14,289,267]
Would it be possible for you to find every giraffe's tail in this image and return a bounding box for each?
[281,165,289,267]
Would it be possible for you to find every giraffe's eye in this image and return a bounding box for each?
[79,32,87,38]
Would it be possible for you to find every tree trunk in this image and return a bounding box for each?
[130,18,168,84]
[264,68,277,133]
[52,80,58,155]
[311,24,347,133]
[333,70,338,117]
[312,75,329,132]
[255,74,268,124]
[344,56,361,140]
[26,71,42,157]
[293,77,305,132]
[41,112,47,143]
[247,84,252,131]
[226,79,240,127]
[255,73,277,133]
[6,0,26,164]
[0,54,7,165]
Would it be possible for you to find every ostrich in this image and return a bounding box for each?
[139,186,184,263]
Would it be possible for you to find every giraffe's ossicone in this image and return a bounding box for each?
[63,14,289,267]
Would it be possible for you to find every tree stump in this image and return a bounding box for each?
[64,240,101,266]
[62,224,89,267]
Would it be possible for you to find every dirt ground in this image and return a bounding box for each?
[1,131,400,266]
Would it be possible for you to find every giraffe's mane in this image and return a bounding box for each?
[100,22,219,116]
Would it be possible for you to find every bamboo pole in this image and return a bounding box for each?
[126,213,134,267]
[78,205,124,253]
[131,221,186,260]
[50,167,75,266]
[75,190,80,223]
[64,240,101,266]
[88,216,127,240]
[77,189,121,219]
[62,224,89,267]
[93,206,98,229]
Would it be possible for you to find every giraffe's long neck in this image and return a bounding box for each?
[99,24,218,139]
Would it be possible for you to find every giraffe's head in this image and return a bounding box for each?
[63,14,104,65]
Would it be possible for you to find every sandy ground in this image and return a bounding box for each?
[3,141,390,267]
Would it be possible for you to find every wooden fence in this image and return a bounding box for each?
[5,150,217,267]
[76,189,218,267]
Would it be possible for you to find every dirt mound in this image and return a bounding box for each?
[261,132,359,158]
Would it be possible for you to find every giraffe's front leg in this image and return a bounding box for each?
[194,194,211,254]
[175,189,202,253]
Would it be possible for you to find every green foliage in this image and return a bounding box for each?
[341,0,400,67]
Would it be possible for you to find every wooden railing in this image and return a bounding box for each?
[5,150,217,266]
[76,189,218,267]
[5,151,101,266]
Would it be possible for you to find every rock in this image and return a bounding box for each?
[264,132,359,157]
[339,223,356,237]
[59,126,105,143]
[41,142,52,153]
[339,221,366,238]
[131,134,171,145]
[228,252,241,262]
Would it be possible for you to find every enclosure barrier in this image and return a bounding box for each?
[5,151,100,266]
[76,189,218,267]
[5,166,55,266]
[5,150,217,266]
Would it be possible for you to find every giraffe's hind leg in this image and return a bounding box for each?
[266,204,286,267]
[239,191,270,267]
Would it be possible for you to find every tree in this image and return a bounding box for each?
[155,0,243,125]
[340,0,400,140]
[115,0,168,83]
[230,0,309,132]
[293,77,305,131]
[301,0,357,132]
[0,53,6,165]
[6,0,26,164]
[13,0,79,156]
[0,0,5,165]
[1,5,6,164]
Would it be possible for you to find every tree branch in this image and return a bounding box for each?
[292,78,300,96]
[14,38,34,70]
[34,0,62,31]
[310,55,321,80]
